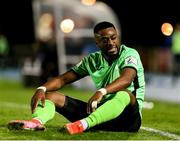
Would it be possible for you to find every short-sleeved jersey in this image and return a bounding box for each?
[72,44,145,115]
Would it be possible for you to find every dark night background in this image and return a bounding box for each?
[0,0,179,47]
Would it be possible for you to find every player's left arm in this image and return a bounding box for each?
[105,67,136,93]
[87,67,136,113]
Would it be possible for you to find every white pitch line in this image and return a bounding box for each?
[141,126,180,140]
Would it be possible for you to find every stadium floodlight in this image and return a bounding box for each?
[161,22,173,36]
[60,19,75,33]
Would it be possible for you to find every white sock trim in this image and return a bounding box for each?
[80,119,88,130]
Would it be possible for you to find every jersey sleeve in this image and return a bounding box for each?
[121,49,140,71]
[71,57,89,76]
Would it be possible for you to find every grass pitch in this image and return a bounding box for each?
[0,79,180,140]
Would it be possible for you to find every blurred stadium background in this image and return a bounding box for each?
[0,0,180,106]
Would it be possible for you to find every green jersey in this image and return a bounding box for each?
[72,44,145,113]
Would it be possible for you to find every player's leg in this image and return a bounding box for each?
[56,96,89,134]
[55,96,88,122]
[92,99,141,132]
[85,91,131,127]
[31,92,89,124]
[31,91,66,124]
[65,90,135,134]
[8,91,66,130]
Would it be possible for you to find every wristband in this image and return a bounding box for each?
[37,86,46,92]
[91,101,97,109]
[97,88,107,96]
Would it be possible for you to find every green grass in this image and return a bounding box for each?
[0,79,180,140]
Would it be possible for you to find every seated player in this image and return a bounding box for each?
[8,21,145,134]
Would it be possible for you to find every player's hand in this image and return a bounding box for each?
[87,91,104,114]
[31,90,46,113]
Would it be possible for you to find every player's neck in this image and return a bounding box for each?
[103,53,119,65]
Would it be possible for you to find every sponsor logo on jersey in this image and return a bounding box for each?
[125,56,137,65]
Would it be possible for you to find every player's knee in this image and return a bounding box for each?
[115,91,131,106]
[117,90,136,106]
[46,92,65,108]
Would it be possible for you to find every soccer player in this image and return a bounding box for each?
[8,21,145,134]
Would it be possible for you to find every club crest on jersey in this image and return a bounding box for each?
[125,56,137,65]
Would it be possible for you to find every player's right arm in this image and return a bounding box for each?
[31,70,83,113]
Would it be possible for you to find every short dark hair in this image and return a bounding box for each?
[94,21,116,33]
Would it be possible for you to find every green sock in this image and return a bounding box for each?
[85,91,130,128]
[32,99,55,124]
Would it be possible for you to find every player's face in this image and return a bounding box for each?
[95,27,120,58]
